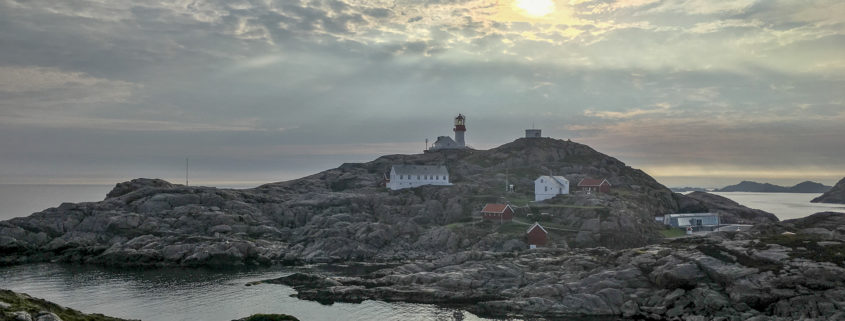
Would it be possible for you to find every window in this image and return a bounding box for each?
[544,186,548,192]
[400,175,403,179]
[417,175,420,179]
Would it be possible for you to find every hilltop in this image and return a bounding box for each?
[715,180,831,193]
[0,138,775,267]
[812,177,845,204]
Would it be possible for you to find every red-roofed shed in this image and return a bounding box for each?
[481,203,514,221]
[526,222,548,248]
[578,178,611,193]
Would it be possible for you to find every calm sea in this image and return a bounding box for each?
[0,184,113,221]
[0,264,488,321]
[710,192,845,221]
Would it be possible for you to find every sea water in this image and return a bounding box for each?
[0,264,488,321]
[711,192,845,220]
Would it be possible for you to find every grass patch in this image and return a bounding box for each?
[446,221,472,230]
[505,195,533,207]
[659,228,687,238]
[495,222,529,235]
[531,204,605,209]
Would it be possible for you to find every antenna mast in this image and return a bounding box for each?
[185,157,189,186]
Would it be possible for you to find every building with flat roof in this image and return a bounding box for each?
[661,213,720,230]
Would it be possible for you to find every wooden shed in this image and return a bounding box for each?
[578,178,611,194]
[481,203,514,222]
[526,222,548,248]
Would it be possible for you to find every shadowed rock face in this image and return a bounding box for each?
[0,138,775,267]
[678,192,779,224]
[812,177,845,204]
[266,212,845,320]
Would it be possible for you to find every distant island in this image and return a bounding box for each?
[669,186,709,193]
[812,177,845,204]
[715,180,831,193]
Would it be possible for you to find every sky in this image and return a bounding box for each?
[0,0,843,188]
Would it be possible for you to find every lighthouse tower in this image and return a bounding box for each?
[453,114,466,147]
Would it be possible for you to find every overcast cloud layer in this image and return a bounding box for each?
[1,0,843,187]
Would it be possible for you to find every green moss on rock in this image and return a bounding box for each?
[0,289,130,321]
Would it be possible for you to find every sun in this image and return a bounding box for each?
[515,0,555,17]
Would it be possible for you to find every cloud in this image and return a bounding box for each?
[0,66,139,112]
[0,0,843,185]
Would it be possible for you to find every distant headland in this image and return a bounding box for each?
[715,180,832,193]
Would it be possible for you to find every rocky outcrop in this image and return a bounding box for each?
[0,138,774,267]
[678,192,779,224]
[811,177,845,204]
[232,314,299,321]
[0,289,130,321]
[267,212,845,320]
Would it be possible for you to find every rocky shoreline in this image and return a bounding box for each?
[812,177,845,204]
[263,212,845,320]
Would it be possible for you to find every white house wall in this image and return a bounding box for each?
[388,169,451,190]
[534,177,569,201]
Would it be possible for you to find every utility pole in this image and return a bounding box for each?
[505,167,509,192]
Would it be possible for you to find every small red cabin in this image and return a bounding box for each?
[526,222,548,248]
[481,203,514,221]
[578,178,611,194]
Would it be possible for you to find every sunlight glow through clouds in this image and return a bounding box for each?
[515,0,555,17]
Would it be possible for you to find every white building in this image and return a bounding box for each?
[525,129,541,138]
[534,175,569,201]
[429,114,467,151]
[387,165,451,190]
[431,136,462,150]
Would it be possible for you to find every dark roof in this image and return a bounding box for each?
[578,178,610,187]
[481,203,512,213]
[536,175,568,186]
[391,165,449,176]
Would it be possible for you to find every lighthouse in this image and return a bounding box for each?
[454,114,466,147]
[427,113,469,152]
